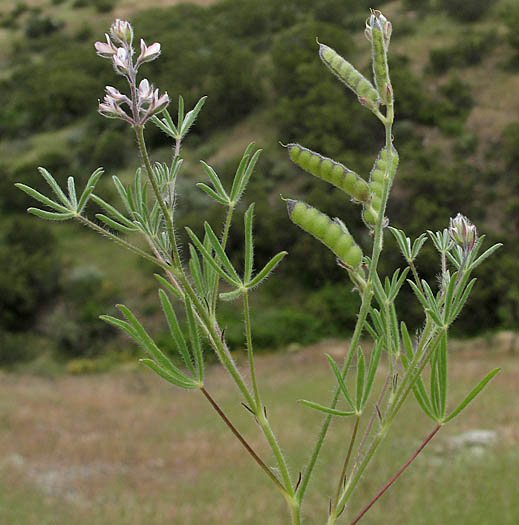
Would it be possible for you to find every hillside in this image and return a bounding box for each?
[0,0,517,368]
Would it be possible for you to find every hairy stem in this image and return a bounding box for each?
[243,289,261,409]
[134,124,182,270]
[332,415,361,514]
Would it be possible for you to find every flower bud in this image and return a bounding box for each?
[112,47,130,75]
[94,34,117,58]
[105,86,131,105]
[137,79,154,104]
[98,96,129,121]
[136,39,161,67]
[110,19,133,45]
[449,213,477,252]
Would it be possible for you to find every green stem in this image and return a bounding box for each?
[332,415,361,514]
[211,205,234,313]
[243,289,261,409]
[134,124,182,270]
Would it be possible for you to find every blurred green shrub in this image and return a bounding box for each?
[0,218,61,333]
[25,15,64,39]
[438,0,492,22]
[48,266,120,358]
[429,30,497,74]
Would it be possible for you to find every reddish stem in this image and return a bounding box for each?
[349,424,441,525]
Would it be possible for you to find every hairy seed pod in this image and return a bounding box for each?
[319,43,379,112]
[287,199,363,268]
[368,11,392,105]
[288,144,370,203]
[362,145,399,227]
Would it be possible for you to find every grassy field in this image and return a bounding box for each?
[1,336,518,524]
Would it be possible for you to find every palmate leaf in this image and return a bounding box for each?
[101,304,201,390]
[17,167,104,219]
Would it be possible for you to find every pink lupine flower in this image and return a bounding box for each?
[113,47,130,75]
[137,79,154,104]
[94,34,117,58]
[136,39,161,67]
[105,86,131,106]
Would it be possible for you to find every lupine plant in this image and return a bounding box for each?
[16,11,502,524]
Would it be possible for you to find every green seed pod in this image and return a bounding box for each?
[286,199,363,268]
[362,145,399,227]
[368,11,392,104]
[319,43,379,111]
[287,143,370,204]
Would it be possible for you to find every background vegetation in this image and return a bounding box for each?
[1,0,517,370]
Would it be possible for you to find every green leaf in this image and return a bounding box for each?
[372,273,388,305]
[429,350,440,419]
[196,183,229,205]
[451,278,477,322]
[67,177,77,210]
[388,267,410,301]
[200,161,228,199]
[232,148,262,203]
[411,233,428,260]
[111,176,133,214]
[298,399,355,417]
[27,208,75,221]
[180,96,207,138]
[244,203,255,283]
[153,274,183,300]
[78,169,104,213]
[471,243,502,270]
[99,314,139,340]
[91,194,137,229]
[426,308,443,327]
[186,227,241,287]
[117,304,175,373]
[189,244,206,298]
[38,167,71,207]
[443,368,500,423]
[219,288,243,301]
[158,289,195,375]
[139,359,199,389]
[185,297,204,383]
[151,114,177,138]
[408,279,429,311]
[15,183,71,213]
[246,251,287,289]
[204,222,242,283]
[356,347,365,410]
[442,271,458,324]
[177,95,185,130]
[362,339,382,407]
[325,354,355,410]
[438,331,448,419]
[95,214,138,233]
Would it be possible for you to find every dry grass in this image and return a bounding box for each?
[1,336,518,524]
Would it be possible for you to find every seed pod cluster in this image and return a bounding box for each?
[319,43,379,111]
[362,146,399,227]
[368,11,392,105]
[287,199,363,268]
[288,144,370,203]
